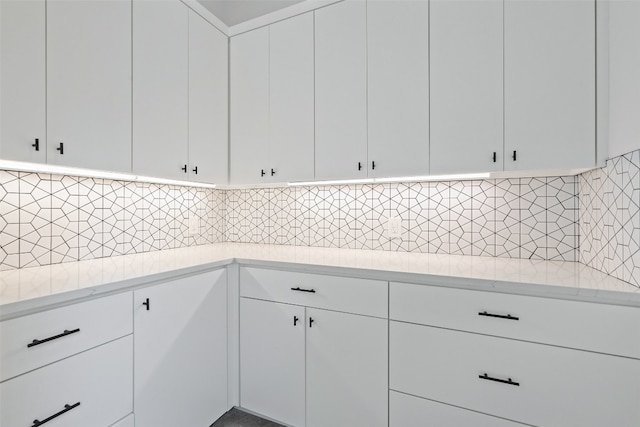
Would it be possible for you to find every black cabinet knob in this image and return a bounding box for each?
[32,138,40,151]
[56,142,64,155]
[261,169,266,177]
[181,165,187,173]
[192,166,198,175]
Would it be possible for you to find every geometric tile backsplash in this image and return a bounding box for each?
[224,176,579,262]
[0,171,224,270]
[0,150,638,287]
[579,149,640,287]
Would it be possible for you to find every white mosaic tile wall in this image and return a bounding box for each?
[0,171,224,270]
[3,159,638,288]
[225,177,579,262]
[580,150,640,286]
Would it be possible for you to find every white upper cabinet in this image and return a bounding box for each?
[315,0,368,181]
[230,27,270,185]
[504,0,595,172]
[269,12,315,183]
[367,0,429,179]
[0,0,46,164]
[133,0,189,180]
[47,0,132,173]
[188,10,228,184]
[230,12,314,185]
[430,0,504,175]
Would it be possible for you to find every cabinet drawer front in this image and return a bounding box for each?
[1,292,133,381]
[1,335,133,427]
[241,267,387,317]
[390,391,525,427]
[390,322,640,427]
[390,282,640,358]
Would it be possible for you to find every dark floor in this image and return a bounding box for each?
[211,408,285,427]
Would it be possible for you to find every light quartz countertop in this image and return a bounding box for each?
[1,243,639,320]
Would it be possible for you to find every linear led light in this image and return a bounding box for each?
[288,178,376,186]
[0,160,216,189]
[288,172,490,186]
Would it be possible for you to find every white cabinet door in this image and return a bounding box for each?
[306,308,388,427]
[240,298,306,427]
[47,0,131,172]
[189,10,228,184]
[430,0,503,174]
[230,27,270,185]
[367,0,429,178]
[133,0,189,180]
[269,12,314,183]
[504,0,595,171]
[0,0,46,164]
[315,0,367,180]
[134,270,228,427]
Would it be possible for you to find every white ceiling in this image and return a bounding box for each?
[198,0,307,27]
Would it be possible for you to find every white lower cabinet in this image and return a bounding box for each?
[306,307,387,427]
[240,298,306,427]
[390,391,525,427]
[390,321,640,427]
[0,335,133,427]
[134,270,228,427]
[240,271,388,427]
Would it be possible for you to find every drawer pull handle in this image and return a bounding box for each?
[309,317,315,328]
[291,287,315,293]
[27,328,80,348]
[294,316,299,326]
[143,298,150,311]
[478,311,519,321]
[479,373,520,387]
[32,402,80,426]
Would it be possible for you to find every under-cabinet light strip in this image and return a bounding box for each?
[0,160,217,189]
[288,172,490,187]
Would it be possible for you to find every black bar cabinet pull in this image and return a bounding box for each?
[479,373,520,387]
[358,162,362,171]
[271,168,276,176]
[56,142,64,155]
[291,286,316,293]
[192,166,198,175]
[309,317,314,328]
[32,138,40,151]
[492,152,496,163]
[181,164,187,173]
[478,311,519,321]
[512,150,517,161]
[32,402,81,427]
[371,161,376,170]
[261,169,266,177]
[143,298,150,311]
[294,316,299,326]
[27,328,80,348]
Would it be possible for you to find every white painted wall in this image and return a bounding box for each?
[608,0,640,158]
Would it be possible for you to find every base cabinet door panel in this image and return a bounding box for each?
[240,298,306,427]
[0,335,133,427]
[134,270,228,427]
[390,321,640,427]
[390,391,526,427]
[306,308,388,427]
